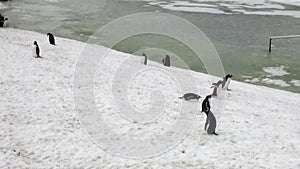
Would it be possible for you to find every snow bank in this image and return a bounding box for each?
[1,28,300,168]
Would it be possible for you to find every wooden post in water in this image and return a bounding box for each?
[268,35,300,52]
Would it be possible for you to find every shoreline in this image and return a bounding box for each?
[2,27,300,95]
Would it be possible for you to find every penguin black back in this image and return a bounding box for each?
[162,55,171,67]
[47,33,55,45]
[178,93,201,101]
[33,41,41,58]
[225,74,233,81]
[204,111,218,135]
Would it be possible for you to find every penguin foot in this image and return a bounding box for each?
[213,132,218,136]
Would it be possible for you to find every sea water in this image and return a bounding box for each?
[1,0,300,93]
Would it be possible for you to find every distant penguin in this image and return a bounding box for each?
[204,111,218,135]
[0,14,4,27]
[47,33,55,45]
[201,95,212,113]
[179,93,201,101]
[211,80,223,96]
[142,53,147,65]
[3,18,8,27]
[162,54,170,67]
[222,74,233,90]
[32,41,41,58]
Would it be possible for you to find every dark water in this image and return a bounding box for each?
[1,0,300,93]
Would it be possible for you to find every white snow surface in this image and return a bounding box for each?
[1,28,300,168]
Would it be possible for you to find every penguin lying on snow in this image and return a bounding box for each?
[47,33,55,45]
[222,74,233,91]
[32,41,41,58]
[179,93,201,101]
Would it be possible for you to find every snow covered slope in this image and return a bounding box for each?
[1,28,300,168]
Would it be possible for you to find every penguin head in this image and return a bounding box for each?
[197,95,201,100]
[142,53,146,57]
[226,74,233,78]
[33,41,38,45]
[4,18,8,21]
[206,95,212,101]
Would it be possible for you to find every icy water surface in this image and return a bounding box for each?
[1,0,300,92]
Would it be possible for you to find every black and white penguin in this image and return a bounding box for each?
[162,54,171,67]
[142,53,147,65]
[201,95,212,113]
[222,74,233,91]
[32,41,41,58]
[211,80,223,96]
[204,111,218,135]
[3,18,8,27]
[47,33,55,45]
[178,93,201,101]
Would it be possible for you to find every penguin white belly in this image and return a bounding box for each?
[32,45,37,57]
[3,20,8,27]
[224,78,231,90]
[141,56,144,64]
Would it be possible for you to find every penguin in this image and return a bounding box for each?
[47,33,55,45]
[178,93,201,101]
[211,80,223,96]
[142,53,147,65]
[162,54,170,67]
[32,41,41,58]
[3,18,8,27]
[204,111,218,135]
[201,95,212,113]
[222,74,233,91]
[0,14,4,27]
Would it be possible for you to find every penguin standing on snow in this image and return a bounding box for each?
[162,54,171,67]
[178,93,201,101]
[201,95,211,113]
[222,74,233,91]
[201,95,218,135]
[47,33,55,45]
[211,80,222,96]
[32,41,41,58]
[204,111,218,135]
[142,53,147,65]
